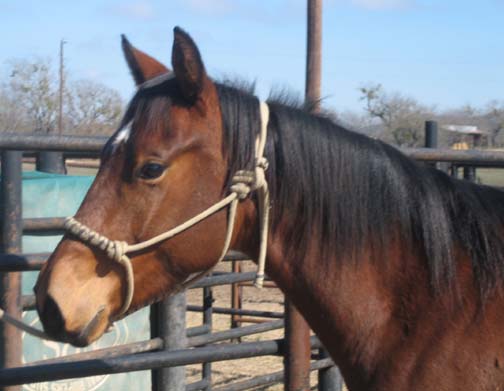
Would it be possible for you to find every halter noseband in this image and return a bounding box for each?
[64,101,271,316]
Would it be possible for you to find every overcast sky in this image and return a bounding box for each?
[1,0,503,113]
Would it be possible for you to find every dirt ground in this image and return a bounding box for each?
[184,261,338,390]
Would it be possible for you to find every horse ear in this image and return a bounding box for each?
[171,27,207,101]
[121,34,169,86]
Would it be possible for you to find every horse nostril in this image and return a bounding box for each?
[40,294,65,339]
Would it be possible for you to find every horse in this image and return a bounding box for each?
[34,27,504,390]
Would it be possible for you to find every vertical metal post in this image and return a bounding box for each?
[463,166,476,182]
[424,120,438,168]
[202,286,213,390]
[284,302,311,391]
[425,121,438,149]
[305,0,323,111]
[463,133,480,182]
[284,1,323,390]
[231,260,242,338]
[0,151,23,391]
[451,164,459,178]
[36,152,66,174]
[318,349,343,391]
[150,304,159,390]
[151,293,187,391]
[424,121,450,174]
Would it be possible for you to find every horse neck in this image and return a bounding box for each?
[248,222,432,387]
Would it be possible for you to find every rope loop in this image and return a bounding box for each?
[230,156,269,200]
[231,170,254,199]
[254,157,268,190]
[256,156,269,171]
[107,241,129,263]
[64,218,129,263]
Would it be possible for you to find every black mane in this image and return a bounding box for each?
[216,82,504,297]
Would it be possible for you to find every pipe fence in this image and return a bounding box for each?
[0,132,341,391]
[0,122,503,390]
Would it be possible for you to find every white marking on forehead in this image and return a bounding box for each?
[106,72,175,156]
[112,122,131,146]
[106,122,132,156]
[114,123,131,145]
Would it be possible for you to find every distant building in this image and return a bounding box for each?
[442,125,487,135]
[442,124,487,148]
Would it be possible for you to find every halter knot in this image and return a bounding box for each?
[254,156,269,189]
[107,241,129,263]
[231,170,254,199]
[256,156,269,171]
[230,156,269,200]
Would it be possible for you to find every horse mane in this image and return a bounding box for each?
[216,81,504,298]
[110,76,504,297]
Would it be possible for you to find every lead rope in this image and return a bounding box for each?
[0,308,53,340]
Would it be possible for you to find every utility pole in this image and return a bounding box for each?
[58,39,66,135]
[284,2,323,391]
[305,0,322,111]
[36,39,66,173]
[285,2,343,390]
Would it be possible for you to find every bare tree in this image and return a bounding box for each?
[483,101,504,147]
[336,109,380,136]
[1,57,124,135]
[6,58,58,133]
[66,80,123,135]
[0,83,28,132]
[359,83,434,147]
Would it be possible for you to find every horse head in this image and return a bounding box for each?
[34,28,259,346]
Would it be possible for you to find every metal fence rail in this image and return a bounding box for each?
[0,336,326,386]
[3,132,504,165]
[0,133,107,152]
[0,250,251,272]
[402,147,504,166]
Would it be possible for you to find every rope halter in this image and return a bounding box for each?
[64,101,271,317]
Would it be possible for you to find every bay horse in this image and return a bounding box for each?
[35,27,504,390]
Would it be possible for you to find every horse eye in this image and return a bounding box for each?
[139,163,166,180]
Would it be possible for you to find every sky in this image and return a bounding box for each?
[1,0,503,113]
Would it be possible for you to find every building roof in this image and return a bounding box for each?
[442,125,487,134]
